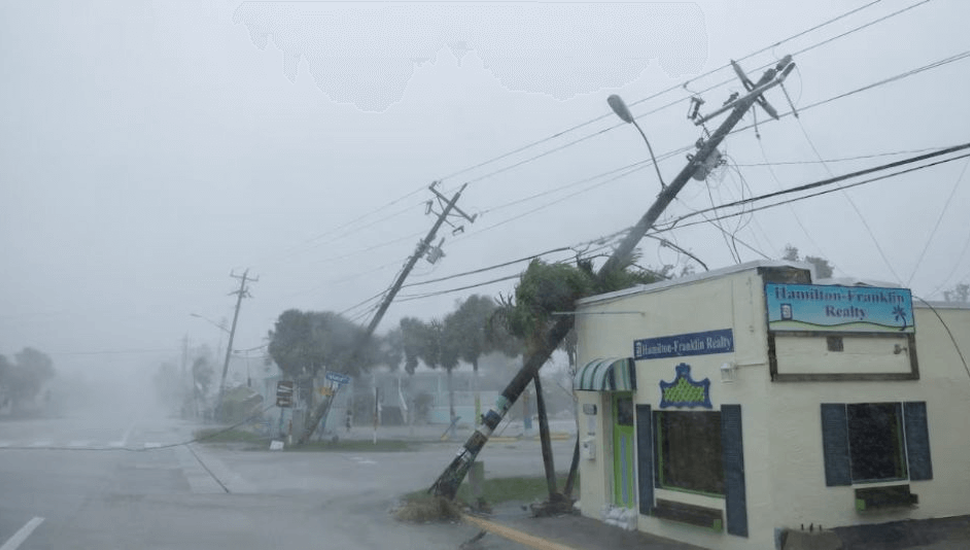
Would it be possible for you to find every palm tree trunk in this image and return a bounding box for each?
[533,374,557,498]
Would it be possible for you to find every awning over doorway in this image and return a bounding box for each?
[574,357,637,392]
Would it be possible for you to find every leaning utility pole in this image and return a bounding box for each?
[431,55,796,499]
[299,182,476,443]
[216,269,257,419]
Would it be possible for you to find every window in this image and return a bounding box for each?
[821,402,932,487]
[655,411,724,495]
[847,403,907,482]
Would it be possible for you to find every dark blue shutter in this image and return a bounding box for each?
[636,404,653,515]
[820,404,851,486]
[721,404,748,537]
[653,411,662,489]
[904,402,933,481]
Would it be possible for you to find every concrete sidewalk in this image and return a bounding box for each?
[468,505,970,550]
[467,505,705,550]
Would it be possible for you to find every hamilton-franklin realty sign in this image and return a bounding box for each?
[765,283,914,333]
[634,329,734,360]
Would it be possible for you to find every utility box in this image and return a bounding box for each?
[582,437,596,460]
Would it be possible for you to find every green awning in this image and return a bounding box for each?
[574,357,637,392]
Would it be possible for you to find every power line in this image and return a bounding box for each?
[47,348,174,356]
[396,274,524,302]
[288,48,970,310]
[926,230,970,299]
[438,0,930,196]
[734,146,947,167]
[437,0,894,185]
[655,149,970,234]
[907,157,970,286]
[795,116,904,284]
[251,1,930,271]
[401,246,575,289]
[444,49,970,249]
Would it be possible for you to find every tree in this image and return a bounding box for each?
[269,309,386,441]
[448,295,499,426]
[943,283,969,303]
[0,348,56,414]
[267,309,378,381]
[379,327,404,371]
[783,244,834,279]
[399,317,426,375]
[423,318,462,435]
[448,295,497,374]
[493,257,663,506]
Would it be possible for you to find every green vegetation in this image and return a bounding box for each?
[401,473,579,508]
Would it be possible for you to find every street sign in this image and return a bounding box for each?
[325,372,351,385]
[276,380,295,408]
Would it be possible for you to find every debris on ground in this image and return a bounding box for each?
[392,493,464,523]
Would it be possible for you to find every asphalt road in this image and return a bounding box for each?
[0,406,567,549]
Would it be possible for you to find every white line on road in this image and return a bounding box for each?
[0,517,44,550]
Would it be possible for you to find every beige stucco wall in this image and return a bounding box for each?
[576,264,970,550]
[576,269,779,550]
[766,303,970,533]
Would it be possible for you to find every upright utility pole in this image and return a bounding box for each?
[299,182,476,443]
[431,55,796,499]
[216,269,258,418]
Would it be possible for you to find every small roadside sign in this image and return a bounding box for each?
[276,380,295,408]
[325,372,351,385]
[318,386,334,397]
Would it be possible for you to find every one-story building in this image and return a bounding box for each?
[573,260,970,549]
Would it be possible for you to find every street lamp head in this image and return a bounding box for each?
[607,94,635,124]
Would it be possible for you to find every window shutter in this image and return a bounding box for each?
[820,404,851,486]
[653,411,662,489]
[636,404,653,515]
[904,401,933,481]
[721,404,748,537]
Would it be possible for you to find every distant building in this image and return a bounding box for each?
[574,260,970,549]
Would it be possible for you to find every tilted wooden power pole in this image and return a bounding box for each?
[431,55,796,499]
[299,182,476,443]
[215,269,257,419]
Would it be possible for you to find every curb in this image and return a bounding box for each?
[462,514,577,550]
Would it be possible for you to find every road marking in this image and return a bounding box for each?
[108,441,125,448]
[0,517,44,550]
[0,441,11,448]
[462,514,576,550]
[143,442,162,449]
[68,440,92,448]
[28,441,53,448]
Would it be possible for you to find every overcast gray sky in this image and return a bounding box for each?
[2,0,968,382]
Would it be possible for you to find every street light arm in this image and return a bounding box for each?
[189,313,230,334]
[631,119,666,189]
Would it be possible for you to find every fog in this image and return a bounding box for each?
[2,0,969,414]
